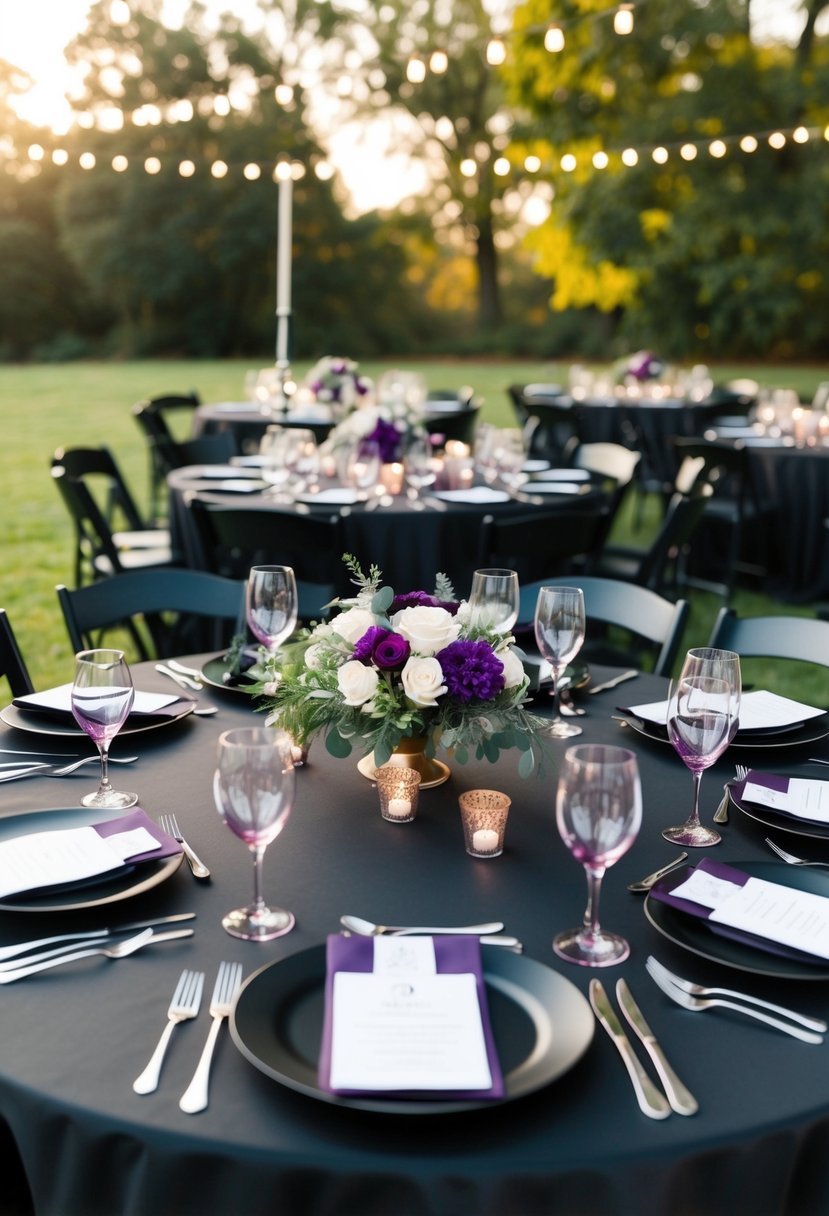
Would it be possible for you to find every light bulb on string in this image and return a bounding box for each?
[486,38,507,66]
[768,131,786,149]
[544,25,565,53]
[709,139,727,158]
[680,143,697,161]
[430,49,449,74]
[613,4,634,36]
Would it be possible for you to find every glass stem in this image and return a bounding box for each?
[583,866,604,943]
[251,846,267,915]
[687,770,703,829]
[98,745,112,793]
[551,669,561,724]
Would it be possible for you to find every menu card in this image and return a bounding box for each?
[0,809,180,898]
[651,858,829,962]
[741,771,829,825]
[623,690,825,732]
[319,935,505,1099]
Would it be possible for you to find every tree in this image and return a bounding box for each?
[501,0,829,357]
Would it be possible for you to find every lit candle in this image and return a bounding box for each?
[386,797,412,820]
[290,743,307,767]
[472,828,499,854]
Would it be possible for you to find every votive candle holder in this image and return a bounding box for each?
[458,789,511,858]
[375,765,421,823]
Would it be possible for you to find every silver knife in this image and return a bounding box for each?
[589,670,638,695]
[627,852,689,893]
[589,980,671,1120]
[616,978,699,1116]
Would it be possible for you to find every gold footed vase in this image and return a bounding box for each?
[357,735,451,789]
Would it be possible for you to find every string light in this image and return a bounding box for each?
[652,145,669,163]
[429,49,449,74]
[179,160,196,176]
[544,25,565,53]
[613,4,635,36]
[621,147,639,166]
[740,134,758,152]
[680,143,698,160]
[524,154,541,172]
[144,156,161,174]
[112,155,128,172]
[592,150,609,169]
[768,131,786,149]
[486,38,507,66]
[793,126,809,143]
[709,139,727,158]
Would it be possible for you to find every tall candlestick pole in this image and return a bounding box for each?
[275,170,293,368]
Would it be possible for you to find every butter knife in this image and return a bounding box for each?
[589,980,670,1120]
[616,978,698,1116]
[589,670,638,695]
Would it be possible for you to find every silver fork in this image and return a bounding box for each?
[133,969,205,1094]
[645,956,825,1043]
[765,838,829,869]
[0,928,194,984]
[179,961,243,1113]
[159,813,210,880]
[713,763,749,825]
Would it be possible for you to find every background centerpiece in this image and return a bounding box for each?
[248,557,546,787]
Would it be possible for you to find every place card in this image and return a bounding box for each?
[319,934,505,1099]
[742,772,829,825]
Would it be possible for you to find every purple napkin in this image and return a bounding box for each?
[650,857,827,965]
[318,934,505,1100]
[736,771,829,828]
[94,807,181,863]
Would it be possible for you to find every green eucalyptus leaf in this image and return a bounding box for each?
[371,586,394,614]
[518,748,536,778]
[326,729,353,758]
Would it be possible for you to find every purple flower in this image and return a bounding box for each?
[363,418,403,463]
[390,591,460,616]
[436,640,505,703]
[353,626,389,664]
[373,633,411,670]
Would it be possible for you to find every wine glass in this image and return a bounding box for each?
[662,647,741,847]
[214,727,296,940]
[403,435,436,509]
[246,565,298,654]
[554,744,642,966]
[70,648,138,809]
[345,440,381,500]
[533,585,586,738]
[469,568,520,634]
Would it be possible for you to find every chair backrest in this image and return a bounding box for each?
[708,607,829,671]
[0,610,34,696]
[51,462,128,585]
[422,403,482,447]
[56,569,246,662]
[521,399,581,465]
[517,576,690,677]
[477,505,610,584]
[188,501,346,619]
[52,446,148,532]
[572,443,640,486]
[133,394,232,520]
[635,485,713,594]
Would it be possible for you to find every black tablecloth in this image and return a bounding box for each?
[0,663,828,1215]
[747,446,829,601]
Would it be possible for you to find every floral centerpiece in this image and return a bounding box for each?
[320,394,427,465]
[303,356,373,413]
[247,556,547,783]
[617,350,666,383]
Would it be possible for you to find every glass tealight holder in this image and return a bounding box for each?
[375,766,421,823]
[458,790,511,858]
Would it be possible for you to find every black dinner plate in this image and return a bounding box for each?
[230,944,594,1114]
[644,860,829,979]
[730,777,829,843]
[0,700,195,739]
[199,653,259,696]
[0,806,183,913]
[615,712,829,751]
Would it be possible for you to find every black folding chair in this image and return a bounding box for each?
[0,609,34,696]
[57,569,246,662]
[593,486,713,598]
[477,504,610,585]
[132,393,234,523]
[708,608,829,672]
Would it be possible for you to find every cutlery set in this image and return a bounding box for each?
[133,961,243,1112]
[339,915,523,951]
[0,755,139,782]
[155,662,219,714]
[0,925,194,983]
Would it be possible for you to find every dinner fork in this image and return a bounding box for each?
[765,838,829,870]
[646,956,827,1033]
[645,957,824,1044]
[179,961,243,1114]
[159,813,210,880]
[713,763,749,825]
[0,928,194,984]
[133,969,205,1094]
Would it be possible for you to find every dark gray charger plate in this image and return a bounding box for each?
[0,701,195,739]
[644,860,829,980]
[230,944,594,1114]
[615,712,829,752]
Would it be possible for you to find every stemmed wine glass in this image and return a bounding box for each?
[533,585,586,738]
[70,648,138,809]
[469,568,520,634]
[345,440,381,501]
[246,565,298,654]
[662,647,741,847]
[213,727,296,940]
[404,435,436,509]
[554,744,642,967]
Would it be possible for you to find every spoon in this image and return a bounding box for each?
[341,915,504,937]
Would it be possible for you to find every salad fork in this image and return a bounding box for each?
[765,838,829,870]
[713,763,749,825]
[179,961,243,1113]
[645,956,825,1043]
[133,969,205,1094]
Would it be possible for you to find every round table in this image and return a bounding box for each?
[0,663,828,1215]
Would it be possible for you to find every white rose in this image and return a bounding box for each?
[333,607,376,646]
[401,656,447,707]
[498,647,525,689]
[337,660,380,707]
[304,643,326,671]
[455,600,472,625]
[391,605,462,656]
[263,679,281,697]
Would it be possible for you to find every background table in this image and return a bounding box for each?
[0,663,828,1215]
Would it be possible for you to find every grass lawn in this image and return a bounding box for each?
[1,357,826,698]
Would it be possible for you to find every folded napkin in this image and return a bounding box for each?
[435,487,510,504]
[14,685,192,724]
[621,690,825,735]
[650,857,829,964]
[319,934,505,1100]
[738,770,829,827]
[0,807,181,900]
[296,488,359,505]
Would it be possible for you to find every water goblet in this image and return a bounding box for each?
[213,727,296,941]
[469,568,520,634]
[346,440,381,501]
[70,648,138,809]
[246,565,298,654]
[554,744,642,966]
[534,585,586,738]
[403,435,436,509]
[662,648,741,847]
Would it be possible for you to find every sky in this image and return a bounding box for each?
[0,0,812,211]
